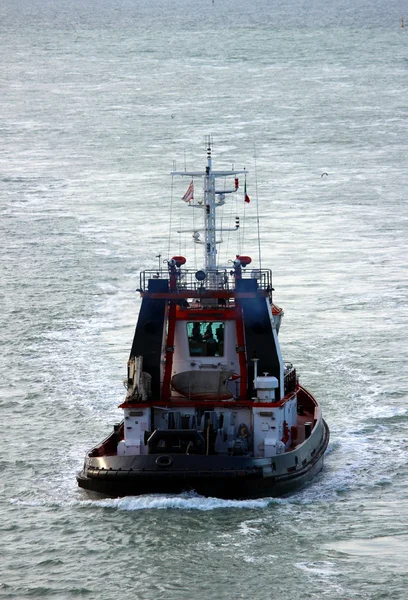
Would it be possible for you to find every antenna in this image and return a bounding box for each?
[253,143,262,270]
[167,175,175,260]
[242,173,247,251]
[206,135,212,170]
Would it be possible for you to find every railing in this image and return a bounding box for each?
[139,268,273,294]
[284,366,297,396]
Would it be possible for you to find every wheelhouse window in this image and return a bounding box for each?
[187,321,224,357]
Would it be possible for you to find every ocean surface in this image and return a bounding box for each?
[1,0,407,598]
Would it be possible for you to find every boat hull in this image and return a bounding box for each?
[77,419,329,500]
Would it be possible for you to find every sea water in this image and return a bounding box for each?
[1,0,407,598]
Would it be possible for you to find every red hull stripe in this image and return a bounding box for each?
[141,291,269,299]
[118,389,300,410]
[175,308,236,320]
[234,303,248,400]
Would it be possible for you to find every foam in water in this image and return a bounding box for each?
[79,492,276,511]
[11,492,277,511]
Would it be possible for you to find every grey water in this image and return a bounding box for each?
[1,0,407,598]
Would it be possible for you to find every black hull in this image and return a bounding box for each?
[77,420,329,500]
[77,455,325,499]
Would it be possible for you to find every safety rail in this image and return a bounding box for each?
[284,366,297,395]
[139,268,273,294]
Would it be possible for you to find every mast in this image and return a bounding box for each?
[172,139,246,270]
[204,140,217,270]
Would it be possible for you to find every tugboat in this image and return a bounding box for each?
[77,142,330,499]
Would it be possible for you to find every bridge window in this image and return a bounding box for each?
[187,321,224,357]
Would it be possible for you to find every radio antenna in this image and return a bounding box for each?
[254,143,262,270]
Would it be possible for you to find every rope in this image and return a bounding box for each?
[242,173,247,252]
[192,184,197,269]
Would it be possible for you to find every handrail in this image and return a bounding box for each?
[139,268,273,293]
